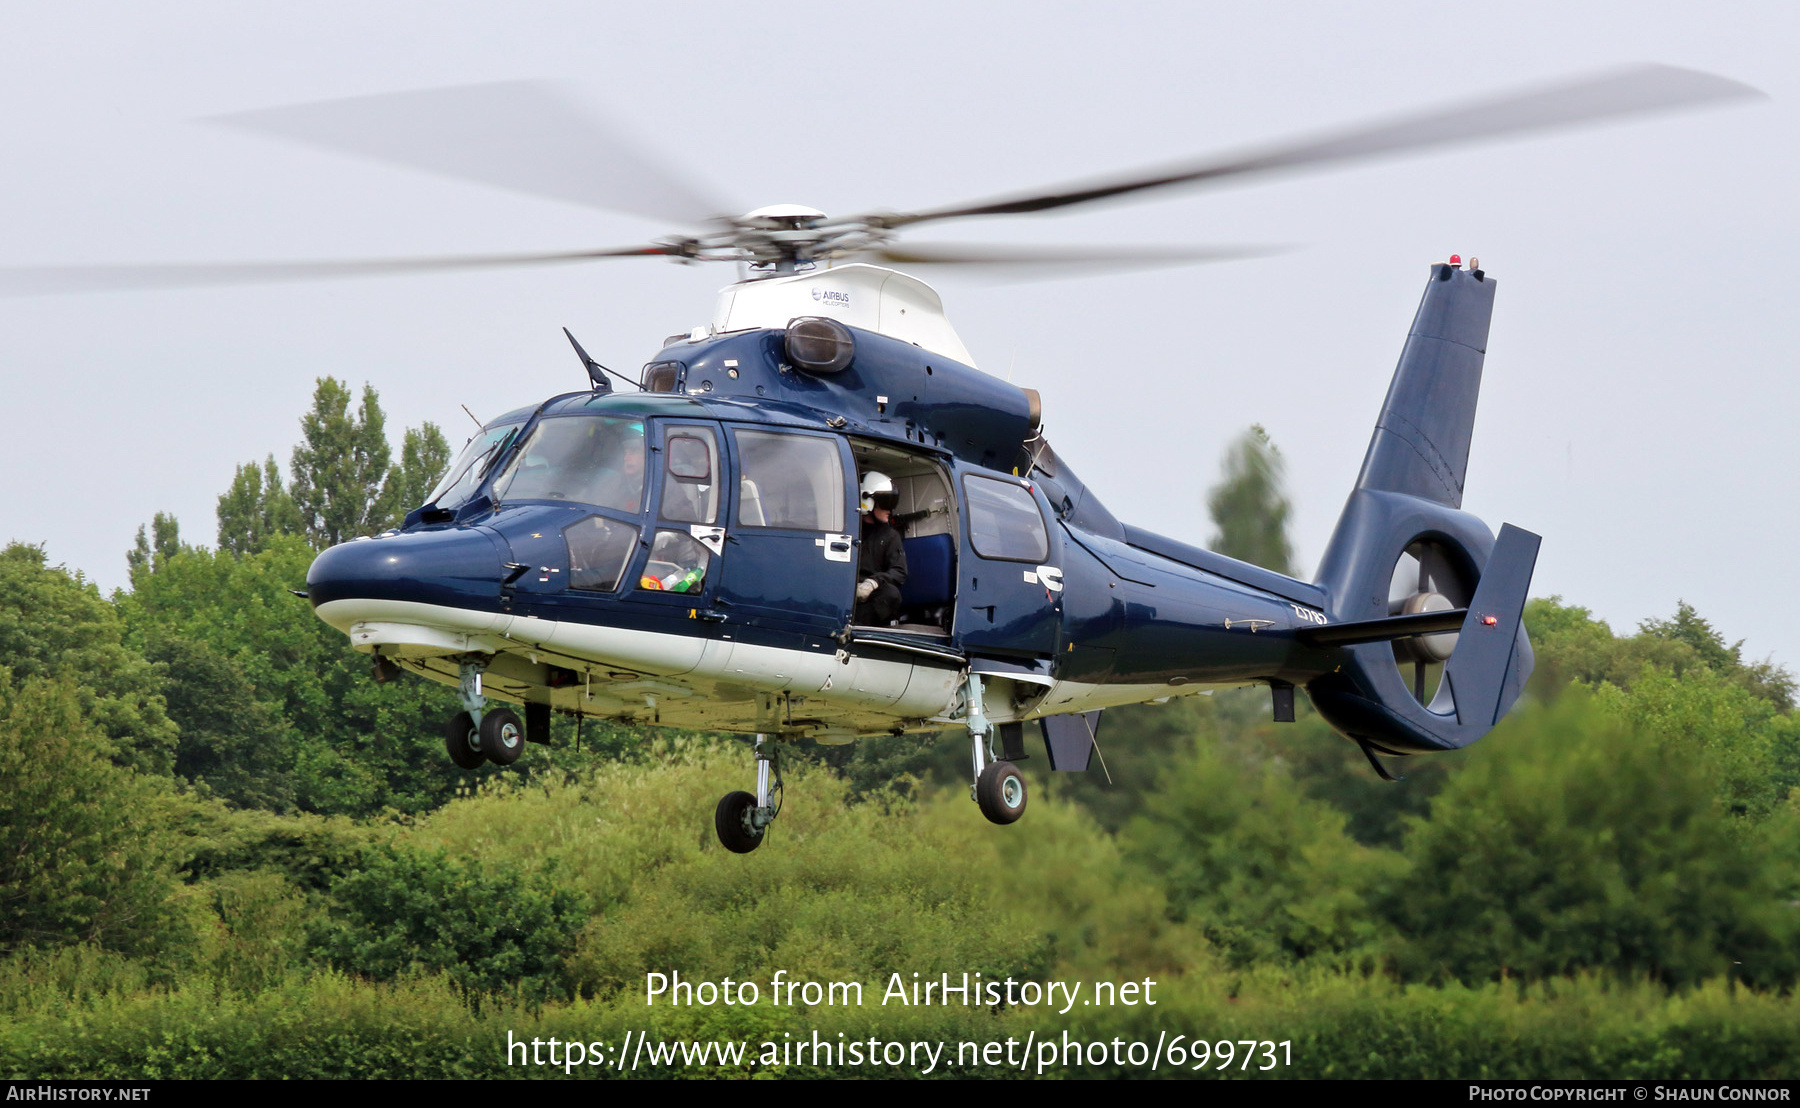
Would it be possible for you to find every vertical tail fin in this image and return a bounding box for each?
[1307,262,1535,755]
[1356,262,1495,507]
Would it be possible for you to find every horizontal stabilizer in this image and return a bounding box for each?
[1299,607,1468,647]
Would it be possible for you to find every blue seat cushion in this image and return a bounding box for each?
[899,533,954,607]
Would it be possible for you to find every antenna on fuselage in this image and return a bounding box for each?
[563,327,641,392]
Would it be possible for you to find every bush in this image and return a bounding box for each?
[1382,695,1800,987]
[314,846,588,1004]
[0,677,187,960]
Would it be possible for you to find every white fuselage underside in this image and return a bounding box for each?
[315,597,1236,738]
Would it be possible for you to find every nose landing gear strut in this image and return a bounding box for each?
[443,657,524,769]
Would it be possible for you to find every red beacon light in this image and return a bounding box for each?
[1448,254,1461,266]
[1482,615,1498,626]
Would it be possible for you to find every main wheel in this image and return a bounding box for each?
[479,707,525,766]
[445,711,485,769]
[976,761,1027,825]
[715,790,764,854]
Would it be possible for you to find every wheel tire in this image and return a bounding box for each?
[714,790,764,854]
[976,761,1027,825]
[479,707,525,766]
[445,711,486,769]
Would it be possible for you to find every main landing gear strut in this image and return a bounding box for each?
[716,734,782,853]
[965,673,1027,825]
[443,657,524,769]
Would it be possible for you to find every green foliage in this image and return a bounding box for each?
[384,422,452,525]
[125,511,188,579]
[314,846,588,1004]
[1238,712,1466,849]
[216,455,302,557]
[1641,601,1796,710]
[405,745,1053,999]
[172,802,379,893]
[200,870,317,995]
[1382,695,1799,988]
[116,536,466,817]
[0,677,186,958]
[1529,596,1795,711]
[288,377,397,548]
[1207,423,1294,575]
[1036,697,1215,833]
[1589,665,1784,820]
[0,543,175,774]
[1123,740,1399,968]
[148,635,295,810]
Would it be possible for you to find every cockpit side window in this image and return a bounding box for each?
[660,429,719,525]
[491,416,647,512]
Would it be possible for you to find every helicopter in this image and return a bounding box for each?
[3,65,1759,852]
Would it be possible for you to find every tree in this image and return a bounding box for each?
[1382,695,1799,988]
[125,511,187,581]
[0,675,186,957]
[148,635,295,811]
[1207,423,1294,575]
[116,535,467,817]
[0,543,176,774]
[1122,740,1397,967]
[1640,600,1795,710]
[288,378,395,548]
[216,455,302,556]
[380,422,451,526]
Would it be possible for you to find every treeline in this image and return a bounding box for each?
[1,408,1798,1079]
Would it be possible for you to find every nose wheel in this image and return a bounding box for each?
[445,711,485,769]
[441,658,525,768]
[716,735,781,853]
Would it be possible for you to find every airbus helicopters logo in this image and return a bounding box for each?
[812,288,851,305]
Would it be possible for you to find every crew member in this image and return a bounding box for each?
[855,471,907,625]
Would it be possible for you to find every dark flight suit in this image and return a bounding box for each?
[855,515,908,626]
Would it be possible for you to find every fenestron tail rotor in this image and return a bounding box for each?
[1387,541,1473,705]
[0,64,1762,294]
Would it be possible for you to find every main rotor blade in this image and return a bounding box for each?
[0,243,680,296]
[861,241,1282,272]
[879,64,1762,228]
[213,82,731,227]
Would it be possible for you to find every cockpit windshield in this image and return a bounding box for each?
[491,416,647,513]
[427,421,523,510]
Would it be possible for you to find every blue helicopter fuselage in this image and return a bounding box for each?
[308,319,1335,740]
[310,261,1537,762]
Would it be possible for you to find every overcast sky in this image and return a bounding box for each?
[2,2,1794,668]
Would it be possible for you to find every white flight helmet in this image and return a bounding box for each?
[859,471,898,513]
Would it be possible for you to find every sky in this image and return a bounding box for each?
[2,2,1795,668]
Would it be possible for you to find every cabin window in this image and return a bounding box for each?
[734,430,845,532]
[660,428,719,524]
[564,516,639,592]
[491,416,646,513]
[638,529,711,594]
[964,475,1049,563]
